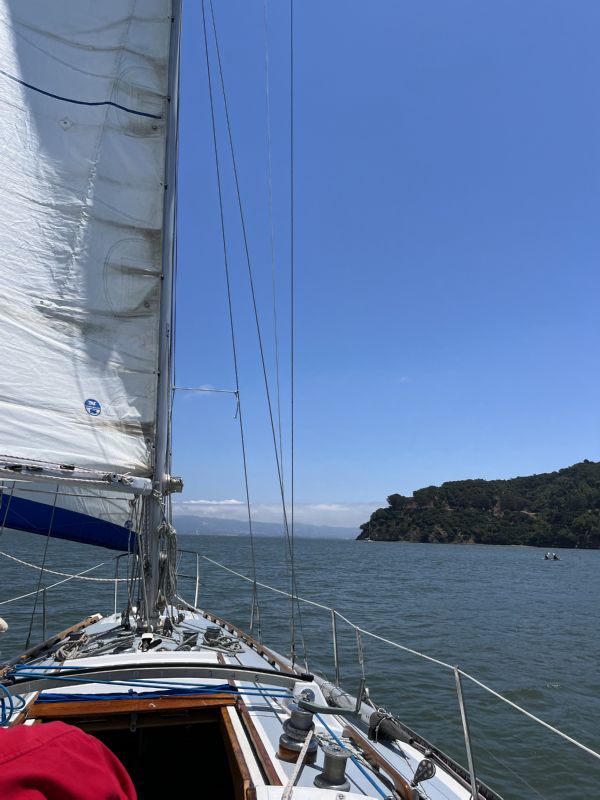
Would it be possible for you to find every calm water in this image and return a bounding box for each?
[0,531,598,799]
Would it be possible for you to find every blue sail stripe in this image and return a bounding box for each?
[0,494,135,552]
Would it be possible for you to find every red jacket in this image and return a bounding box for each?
[0,721,136,799]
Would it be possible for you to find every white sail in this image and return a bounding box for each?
[0,1,175,478]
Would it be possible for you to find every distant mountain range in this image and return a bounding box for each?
[357,460,600,549]
[173,514,355,539]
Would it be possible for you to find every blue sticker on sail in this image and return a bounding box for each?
[84,398,101,416]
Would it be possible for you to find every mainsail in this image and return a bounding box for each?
[0,2,178,549]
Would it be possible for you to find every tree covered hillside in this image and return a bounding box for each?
[358,461,600,548]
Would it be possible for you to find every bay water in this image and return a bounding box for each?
[0,530,598,799]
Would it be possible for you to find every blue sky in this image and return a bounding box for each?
[172,0,600,528]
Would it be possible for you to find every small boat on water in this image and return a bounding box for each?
[0,3,596,799]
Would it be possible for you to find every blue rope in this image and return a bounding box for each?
[316,714,388,799]
[12,695,27,711]
[12,664,137,670]
[34,685,292,704]
[0,682,15,724]
[35,684,233,702]
[3,670,293,706]
[36,689,291,703]
[0,68,163,120]
[38,688,212,703]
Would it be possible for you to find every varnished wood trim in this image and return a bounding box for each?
[237,698,283,786]
[9,692,39,726]
[30,693,236,720]
[218,648,281,786]
[343,723,413,800]
[220,706,256,800]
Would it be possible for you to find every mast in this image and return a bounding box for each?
[143,0,183,628]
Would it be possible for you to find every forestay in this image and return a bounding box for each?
[0,1,174,478]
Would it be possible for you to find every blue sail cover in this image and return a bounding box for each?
[0,486,137,552]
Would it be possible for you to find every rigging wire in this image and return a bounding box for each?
[199,554,600,768]
[263,0,294,665]
[133,499,151,625]
[0,550,127,582]
[173,386,237,395]
[24,485,59,649]
[262,0,285,476]
[124,500,144,620]
[207,0,308,668]
[289,0,297,669]
[0,481,15,538]
[167,5,183,539]
[201,0,262,643]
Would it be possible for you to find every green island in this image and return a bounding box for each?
[357,460,600,548]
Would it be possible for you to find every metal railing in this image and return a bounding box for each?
[194,553,600,800]
[3,546,598,798]
[177,549,201,609]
